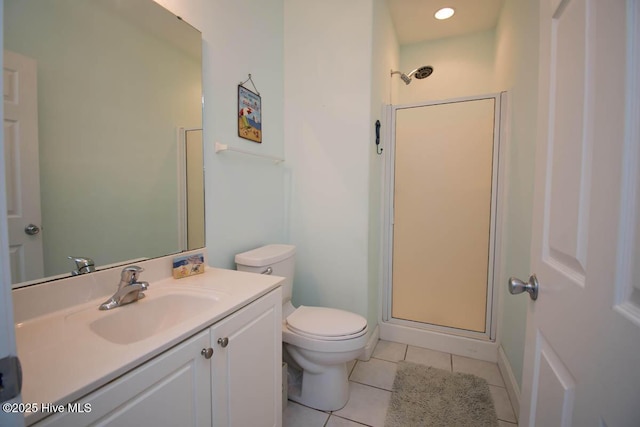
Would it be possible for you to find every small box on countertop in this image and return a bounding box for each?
[172,253,205,279]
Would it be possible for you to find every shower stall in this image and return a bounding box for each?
[381,93,506,354]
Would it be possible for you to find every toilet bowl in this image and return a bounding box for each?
[235,244,368,411]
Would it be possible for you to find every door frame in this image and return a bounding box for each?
[1,1,27,423]
[176,127,204,252]
[381,92,508,344]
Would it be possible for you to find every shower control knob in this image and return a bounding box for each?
[201,348,213,359]
[508,274,539,301]
[217,337,229,348]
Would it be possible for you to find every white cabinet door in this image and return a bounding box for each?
[211,289,282,427]
[35,330,212,427]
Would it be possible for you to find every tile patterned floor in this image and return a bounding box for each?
[283,340,518,427]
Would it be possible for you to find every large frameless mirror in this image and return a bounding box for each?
[3,0,204,288]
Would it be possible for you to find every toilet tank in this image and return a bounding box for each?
[235,244,295,302]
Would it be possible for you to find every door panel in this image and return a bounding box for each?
[545,0,589,281]
[530,332,575,427]
[211,290,281,427]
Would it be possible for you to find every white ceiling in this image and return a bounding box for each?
[387,0,505,45]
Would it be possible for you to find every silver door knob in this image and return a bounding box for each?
[508,274,539,300]
[201,348,213,359]
[217,337,229,348]
[24,224,40,236]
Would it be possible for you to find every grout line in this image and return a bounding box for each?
[348,360,358,377]
[328,414,374,426]
[490,384,508,390]
[403,344,408,360]
[360,357,399,366]
[348,379,394,393]
[371,355,401,363]
[287,399,332,414]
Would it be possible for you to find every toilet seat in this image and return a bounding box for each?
[286,306,367,341]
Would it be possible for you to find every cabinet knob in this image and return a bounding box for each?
[201,348,213,359]
[217,337,229,348]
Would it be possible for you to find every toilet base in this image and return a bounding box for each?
[287,363,349,411]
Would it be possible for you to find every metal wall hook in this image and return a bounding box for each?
[239,73,260,95]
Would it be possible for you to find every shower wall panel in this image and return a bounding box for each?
[391,98,495,332]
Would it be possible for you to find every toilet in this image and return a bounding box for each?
[235,244,368,411]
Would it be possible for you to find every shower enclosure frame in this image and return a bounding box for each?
[381,92,508,349]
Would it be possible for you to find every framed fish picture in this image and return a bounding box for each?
[238,85,262,143]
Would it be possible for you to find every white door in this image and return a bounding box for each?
[4,50,44,284]
[518,0,640,426]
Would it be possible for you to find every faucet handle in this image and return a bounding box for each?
[68,256,95,275]
[121,265,144,283]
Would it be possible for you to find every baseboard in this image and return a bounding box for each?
[379,321,498,362]
[497,345,521,421]
[360,324,380,361]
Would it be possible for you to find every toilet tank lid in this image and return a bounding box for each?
[235,244,296,267]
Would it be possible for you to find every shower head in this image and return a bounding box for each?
[409,66,434,80]
[390,65,434,85]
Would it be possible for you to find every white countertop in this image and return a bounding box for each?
[15,267,283,425]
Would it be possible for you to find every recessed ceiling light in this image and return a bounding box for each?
[434,7,455,20]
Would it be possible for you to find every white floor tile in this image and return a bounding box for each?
[333,381,391,427]
[452,355,506,387]
[372,340,407,362]
[405,345,452,371]
[283,401,329,427]
[490,385,517,423]
[286,340,515,427]
[350,358,397,391]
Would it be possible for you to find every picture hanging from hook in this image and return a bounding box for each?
[238,74,262,143]
[375,120,383,154]
[239,73,260,95]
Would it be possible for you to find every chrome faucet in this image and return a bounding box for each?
[68,256,95,275]
[99,266,149,310]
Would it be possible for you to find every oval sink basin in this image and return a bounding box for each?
[90,293,217,345]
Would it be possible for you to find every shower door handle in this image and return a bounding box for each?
[508,274,539,301]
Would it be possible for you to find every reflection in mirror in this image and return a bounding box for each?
[185,129,205,250]
[3,0,204,288]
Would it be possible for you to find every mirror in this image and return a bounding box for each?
[4,0,204,288]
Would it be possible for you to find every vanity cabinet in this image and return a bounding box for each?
[32,288,281,427]
[33,330,212,427]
